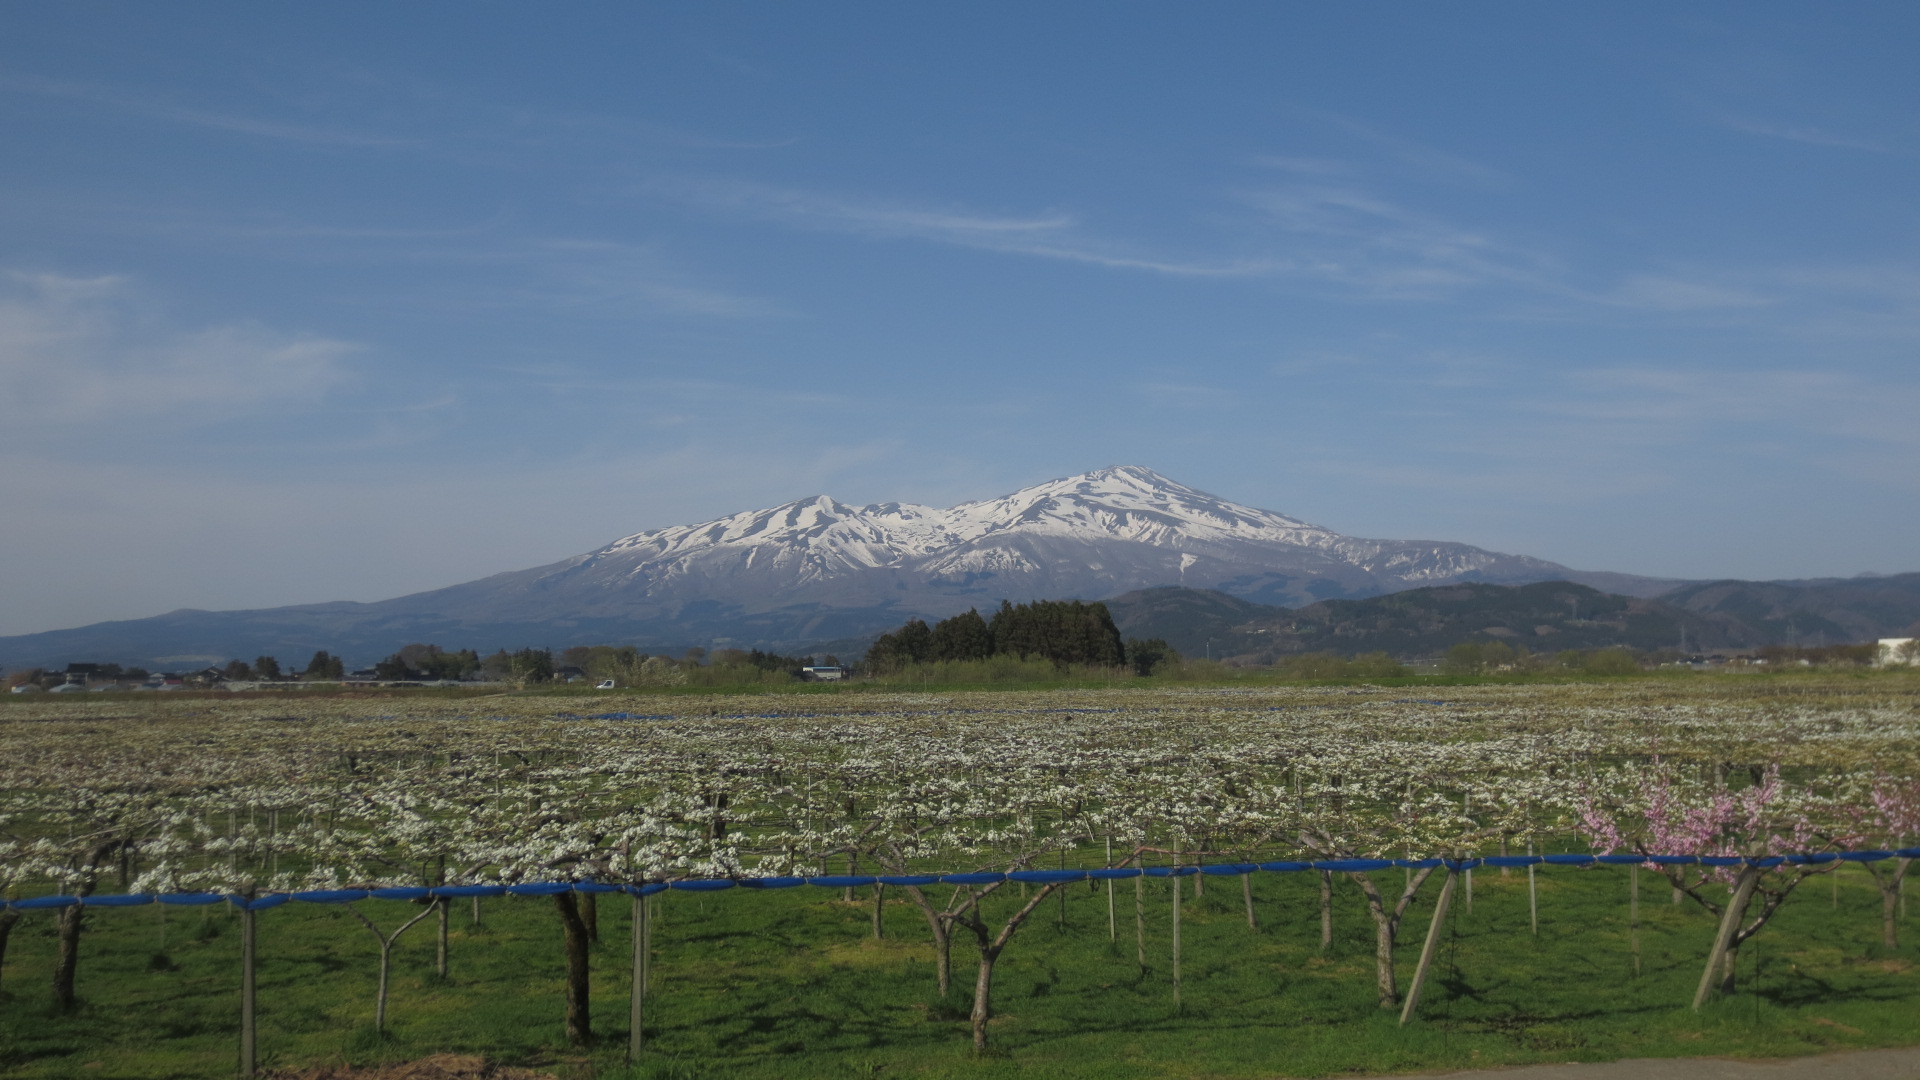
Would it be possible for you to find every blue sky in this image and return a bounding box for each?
[3,3,1917,635]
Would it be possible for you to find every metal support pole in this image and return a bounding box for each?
[1171,873,1182,1008]
[629,892,649,1063]
[239,904,257,1078]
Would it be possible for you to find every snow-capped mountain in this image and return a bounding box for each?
[0,467,1677,667]
[408,465,1630,622]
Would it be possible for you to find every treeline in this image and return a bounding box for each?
[1437,641,1641,676]
[865,600,1178,676]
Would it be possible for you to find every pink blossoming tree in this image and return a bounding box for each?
[1577,759,1851,1007]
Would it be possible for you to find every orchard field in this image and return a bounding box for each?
[1,675,1916,1078]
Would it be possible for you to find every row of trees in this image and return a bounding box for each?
[864,600,1177,675]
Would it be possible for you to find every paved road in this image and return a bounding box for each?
[1411,1047,1920,1080]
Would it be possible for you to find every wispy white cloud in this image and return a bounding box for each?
[502,239,788,318]
[1717,115,1901,155]
[650,177,1274,277]
[1234,182,1561,298]
[1,73,407,147]
[1288,107,1512,187]
[0,271,356,432]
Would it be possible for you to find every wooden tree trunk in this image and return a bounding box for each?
[970,946,1001,1053]
[0,909,19,994]
[1692,865,1761,1010]
[582,892,599,944]
[554,893,593,1045]
[436,898,449,978]
[872,884,885,940]
[900,885,950,995]
[376,941,393,1032]
[1243,872,1257,930]
[1373,913,1398,1007]
[53,904,83,1010]
[1878,859,1910,948]
[1134,875,1147,970]
[1630,864,1642,976]
[963,880,1068,1054]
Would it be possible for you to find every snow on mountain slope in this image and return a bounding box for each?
[514,465,1579,616]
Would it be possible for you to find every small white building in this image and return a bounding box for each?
[1878,638,1918,667]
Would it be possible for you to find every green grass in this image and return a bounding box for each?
[2,862,1914,1078]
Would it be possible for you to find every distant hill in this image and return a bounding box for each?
[1657,574,1920,646]
[1106,574,1920,663]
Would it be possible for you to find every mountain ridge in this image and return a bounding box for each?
[7,465,1890,671]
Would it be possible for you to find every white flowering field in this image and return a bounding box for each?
[1,677,1916,1077]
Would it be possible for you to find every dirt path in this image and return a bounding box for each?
[1406,1046,1920,1080]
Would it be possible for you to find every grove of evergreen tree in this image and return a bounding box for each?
[864,601,1129,673]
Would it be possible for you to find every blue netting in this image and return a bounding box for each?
[7,846,1909,911]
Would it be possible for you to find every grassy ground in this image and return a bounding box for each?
[1,855,1913,1079]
